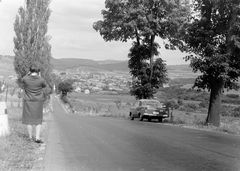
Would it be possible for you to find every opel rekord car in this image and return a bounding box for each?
[129,99,169,122]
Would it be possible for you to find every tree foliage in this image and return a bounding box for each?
[181,0,240,126]
[93,0,191,99]
[58,81,74,97]
[128,42,169,99]
[13,0,53,87]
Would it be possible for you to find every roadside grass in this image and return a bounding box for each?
[0,106,49,171]
[213,117,240,135]
[168,110,240,135]
[68,92,240,135]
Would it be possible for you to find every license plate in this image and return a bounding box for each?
[153,111,159,114]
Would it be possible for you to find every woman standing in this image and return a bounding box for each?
[21,65,46,143]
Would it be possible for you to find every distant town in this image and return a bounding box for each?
[54,68,132,94]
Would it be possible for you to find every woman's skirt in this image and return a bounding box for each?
[22,100,44,125]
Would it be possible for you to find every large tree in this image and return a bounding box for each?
[13,0,52,87]
[93,0,191,98]
[182,0,240,126]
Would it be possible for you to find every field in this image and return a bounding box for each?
[69,93,135,118]
[68,92,240,135]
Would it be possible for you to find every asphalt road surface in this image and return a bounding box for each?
[44,96,240,171]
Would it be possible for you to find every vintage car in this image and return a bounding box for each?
[129,99,169,122]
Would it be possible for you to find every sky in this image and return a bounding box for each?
[0,0,188,65]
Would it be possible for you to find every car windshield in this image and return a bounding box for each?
[141,101,160,107]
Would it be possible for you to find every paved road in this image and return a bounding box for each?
[44,96,240,171]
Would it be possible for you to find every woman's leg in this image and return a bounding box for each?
[27,125,33,139]
[36,124,42,140]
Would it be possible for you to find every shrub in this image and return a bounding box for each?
[233,106,240,112]
[231,107,240,117]
[114,99,124,110]
[226,94,239,99]
[186,103,197,110]
[125,102,131,106]
[222,97,240,105]
[199,101,208,108]
[232,111,240,118]
[221,105,233,117]
[180,103,198,112]
[177,99,183,106]
[164,100,179,109]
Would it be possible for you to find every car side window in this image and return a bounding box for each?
[135,102,138,107]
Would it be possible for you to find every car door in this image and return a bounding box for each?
[131,101,140,117]
[134,101,145,118]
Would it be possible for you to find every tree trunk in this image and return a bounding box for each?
[149,35,155,82]
[206,80,224,126]
[18,98,20,107]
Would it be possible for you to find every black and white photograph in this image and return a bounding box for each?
[0,0,240,170]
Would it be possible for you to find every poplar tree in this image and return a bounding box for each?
[13,0,52,87]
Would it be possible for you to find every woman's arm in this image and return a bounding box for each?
[42,79,47,88]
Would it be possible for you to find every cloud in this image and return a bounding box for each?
[0,0,188,65]
[0,0,24,55]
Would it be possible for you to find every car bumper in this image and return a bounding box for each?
[143,113,169,118]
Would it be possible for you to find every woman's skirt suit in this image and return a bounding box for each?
[21,75,46,125]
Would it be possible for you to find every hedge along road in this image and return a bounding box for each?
[43,95,240,171]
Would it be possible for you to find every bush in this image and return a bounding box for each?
[61,95,69,104]
[114,99,124,110]
[232,107,240,117]
[232,111,240,117]
[221,105,234,117]
[233,106,240,112]
[164,100,179,109]
[177,99,183,106]
[222,98,240,105]
[126,102,131,106]
[185,103,197,110]
[226,94,239,99]
[179,103,198,112]
[199,101,208,108]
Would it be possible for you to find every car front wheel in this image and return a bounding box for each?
[130,114,134,120]
[158,118,163,122]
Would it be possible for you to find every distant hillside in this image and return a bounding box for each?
[97,60,127,65]
[0,55,199,79]
[51,57,129,71]
[51,57,99,70]
[97,61,129,71]
[167,64,193,72]
[51,57,194,73]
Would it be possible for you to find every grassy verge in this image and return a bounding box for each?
[169,110,240,135]
[0,106,49,171]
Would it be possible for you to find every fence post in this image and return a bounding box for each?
[0,102,9,136]
[169,107,174,123]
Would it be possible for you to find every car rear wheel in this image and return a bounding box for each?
[158,118,163,122]
[148,118,151,122]
[139,114,144,121]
